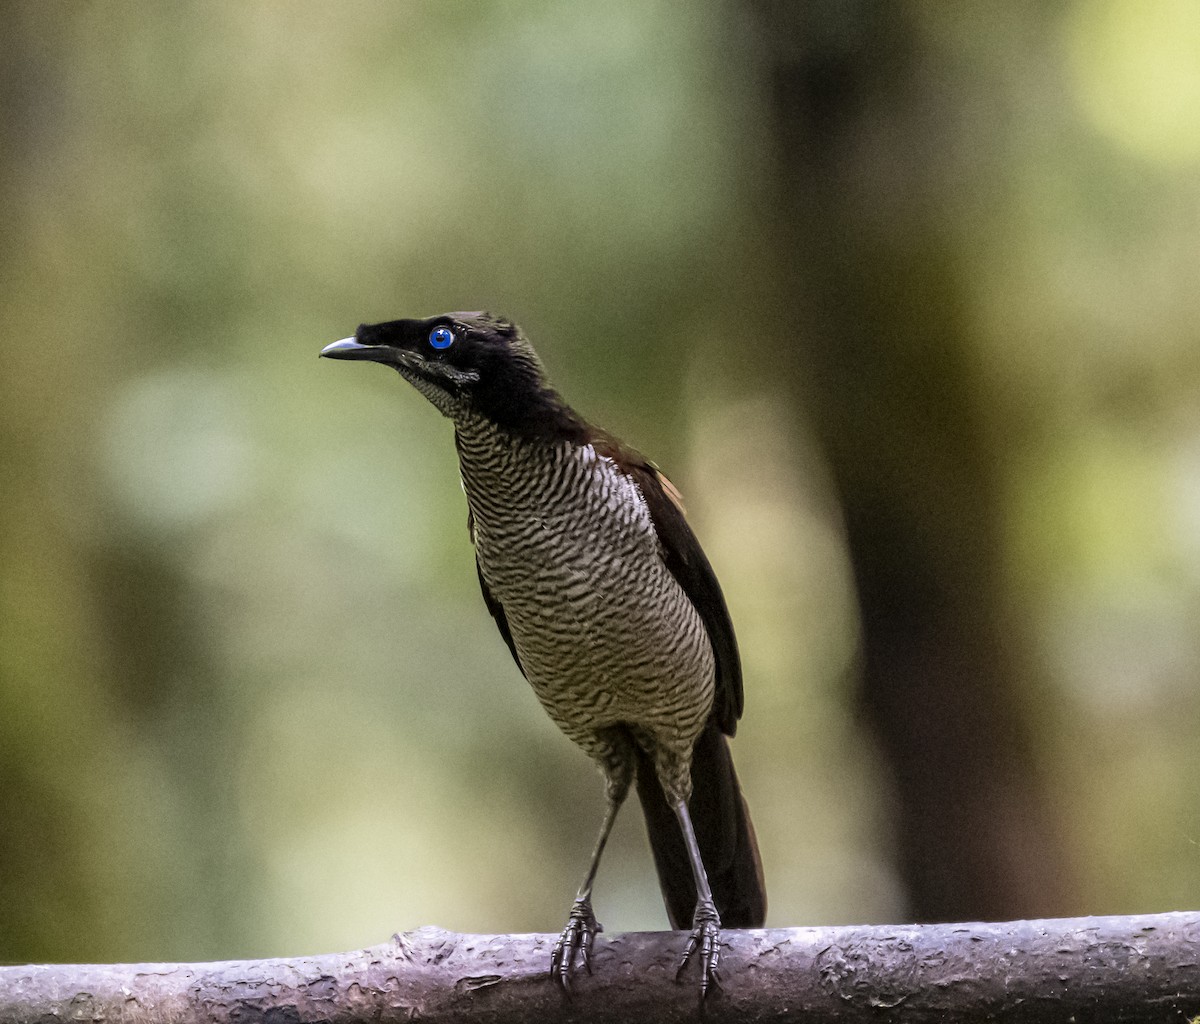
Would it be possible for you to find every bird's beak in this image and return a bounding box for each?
[320,331,479,387]
[320,337,389,361]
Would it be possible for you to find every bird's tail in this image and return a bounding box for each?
[634,717,766,929]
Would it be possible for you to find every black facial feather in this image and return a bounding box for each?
[461,325,590,444]
[359,312,591,444]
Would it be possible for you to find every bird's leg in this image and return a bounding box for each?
[551,794,617,984]
[551,782,626,990]
[671,797,723,998]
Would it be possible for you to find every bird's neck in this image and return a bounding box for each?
[453,413,587,516]
[463,376,591,445]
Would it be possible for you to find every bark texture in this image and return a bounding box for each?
[3,913,1198,1023]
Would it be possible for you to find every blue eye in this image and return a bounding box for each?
[429,325,454,350]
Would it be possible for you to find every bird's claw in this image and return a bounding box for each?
[551,897,602,991]
[676,901,722,998]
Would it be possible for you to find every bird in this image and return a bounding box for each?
[320,311,765,996]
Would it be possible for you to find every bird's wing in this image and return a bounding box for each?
[469,508,526,678]
[620,454,744,736]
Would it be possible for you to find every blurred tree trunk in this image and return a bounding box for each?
[745,1,1075,921]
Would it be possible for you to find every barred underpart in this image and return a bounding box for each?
[454,411,715,804]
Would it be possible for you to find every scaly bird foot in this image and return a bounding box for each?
[676,899,722,998]
[550,896,602,991]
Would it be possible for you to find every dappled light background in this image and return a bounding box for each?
[3,2,1199,964]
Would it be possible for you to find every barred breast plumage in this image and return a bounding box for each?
[456,418,715,787]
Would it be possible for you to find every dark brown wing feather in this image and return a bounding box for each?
[469,508,526,678]
[618,454,744,735]
[476,558,525,678]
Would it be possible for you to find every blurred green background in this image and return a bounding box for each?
[3,1,1200,964]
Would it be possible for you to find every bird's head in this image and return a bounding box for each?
[320,312,587,442]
